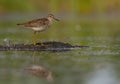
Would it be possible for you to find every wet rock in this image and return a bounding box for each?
[0,41,89,52]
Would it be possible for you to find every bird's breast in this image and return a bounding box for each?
[32,27,46,32]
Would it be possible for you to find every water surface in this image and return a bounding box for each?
[0,14,120,84]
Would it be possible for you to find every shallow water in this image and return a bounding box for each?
[0,14,120,84]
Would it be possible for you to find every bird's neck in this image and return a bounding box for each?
[47,17,53,23]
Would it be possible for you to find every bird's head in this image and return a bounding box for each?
[47,14,59,21]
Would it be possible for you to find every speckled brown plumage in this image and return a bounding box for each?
[17,18,49,28]
[17,14,59,32]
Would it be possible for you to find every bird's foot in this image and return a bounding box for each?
[40,43,44,47]
[35,42,45,47]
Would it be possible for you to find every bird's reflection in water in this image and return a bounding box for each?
[24,51,53,81]
[25,65,53,82]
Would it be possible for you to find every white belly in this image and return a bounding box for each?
[31,27,46,31]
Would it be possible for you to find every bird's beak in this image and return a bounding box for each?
[53,17,59,21]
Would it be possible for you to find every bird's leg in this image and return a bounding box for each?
[32,31,37,45]
[36,32,44,46]
[36,32,39,43]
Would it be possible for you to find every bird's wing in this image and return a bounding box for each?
[17,18,49,27]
